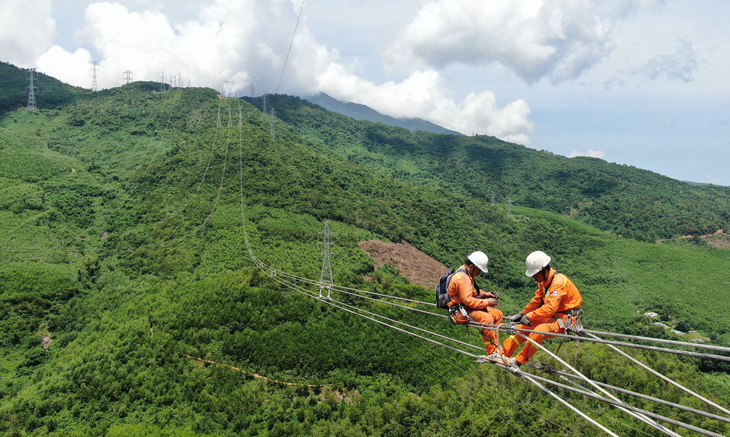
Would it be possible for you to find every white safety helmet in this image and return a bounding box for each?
[525,251,551,277]
[467,251,489,273]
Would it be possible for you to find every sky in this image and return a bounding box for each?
[1,0,729,186]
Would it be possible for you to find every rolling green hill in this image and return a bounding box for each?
[0,61,92,119]
[245,94,730,243]
[1,67,728,436]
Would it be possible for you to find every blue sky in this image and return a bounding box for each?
[1,0,729,185]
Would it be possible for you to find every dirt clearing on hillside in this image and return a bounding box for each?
[358,240,447,288]
[705,230,730,249]
[660,229,730,249]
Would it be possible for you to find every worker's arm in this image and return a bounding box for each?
[528,279,567,319]
[521,291,544,315]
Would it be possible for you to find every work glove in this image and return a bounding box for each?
[519,314,532,326]
[507,313,523,323]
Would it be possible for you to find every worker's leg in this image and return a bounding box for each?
[514,319,561,365]
[488,306,504,326]
[501,331,525,358]
[484,307,503,354]
[467,308,503,355]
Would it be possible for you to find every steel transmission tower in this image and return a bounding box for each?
[224,80,236,97]
[123,70,133,85]
[318,220,336,299]
[90,61,99,91]
[26,68,38,109]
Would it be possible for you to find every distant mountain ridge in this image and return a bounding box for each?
[303,92,461,135]
[248,93,730,243]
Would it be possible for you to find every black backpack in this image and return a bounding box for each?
[435,268,467,309]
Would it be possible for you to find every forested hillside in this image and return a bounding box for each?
[1,68,729,436]
[0,62,91,118]
[245,94,730,243]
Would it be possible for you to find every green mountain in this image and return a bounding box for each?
[246,94,730,243]
[0,61,92,118]
[1,66,728,436]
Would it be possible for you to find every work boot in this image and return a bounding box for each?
[481,353,513,366]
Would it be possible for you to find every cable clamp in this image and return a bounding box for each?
[568,322,584,334]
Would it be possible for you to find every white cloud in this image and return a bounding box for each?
[383,0,616,84]
[316,67,534,142]
[14,0,533,142]
[27,1,307,92]
[603,39,699,89]
[641,40,697,82]
[570,149,605,159]
[0,0,55,67]
[80,2,181,89]
[36,45,92,84]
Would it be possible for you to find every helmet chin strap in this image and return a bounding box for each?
[467,264,477,277]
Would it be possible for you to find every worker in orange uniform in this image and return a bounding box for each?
[487,251,582,368]
[447,251,504,356]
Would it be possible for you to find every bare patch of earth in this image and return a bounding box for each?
[704,229,730,249]
[659,229,729,249]
[359,240,447,288]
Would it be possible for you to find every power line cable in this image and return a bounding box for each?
[233,114,594,436]
[250,257,729,433]
[512,332,684,436]
[276,0,306,94]
[264,272,617,435]
[529,373,727,437]
[228,63,727,434]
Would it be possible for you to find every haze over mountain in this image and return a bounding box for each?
[304,92,461,135]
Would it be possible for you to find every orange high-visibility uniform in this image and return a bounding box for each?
[501,268,582,365]
[447,265,504,354]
